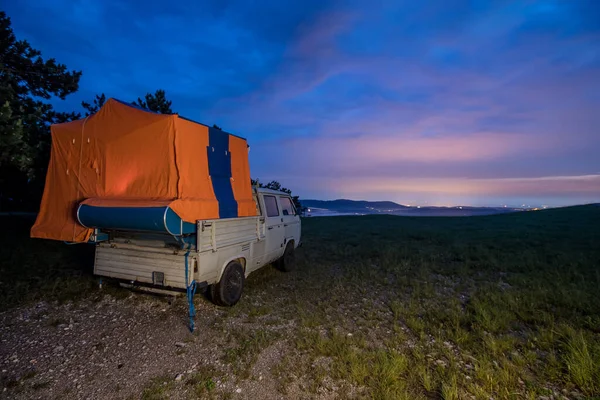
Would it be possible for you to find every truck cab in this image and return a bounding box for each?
[251,187,302,271]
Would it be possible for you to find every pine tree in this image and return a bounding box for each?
[133,89,173,114]
[81,93,106,116]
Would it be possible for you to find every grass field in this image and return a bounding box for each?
[1,205,599,399]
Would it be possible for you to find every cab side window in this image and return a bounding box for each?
[280,196,295,216]
[263,195,280,217]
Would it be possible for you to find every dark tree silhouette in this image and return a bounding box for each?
[81,93,106,116]
[133,89,173,114]
[0,11,81,177]
[0,11,81,210]
[251,179,303,213]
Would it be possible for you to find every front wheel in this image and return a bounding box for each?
[210,261,245,307]
[275,241,296,272]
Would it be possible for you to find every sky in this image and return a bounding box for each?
[5,0,600,207]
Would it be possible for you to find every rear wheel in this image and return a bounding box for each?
[210,261,244,307]
[276,241,296,272]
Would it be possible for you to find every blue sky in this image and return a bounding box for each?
[5,0,600,206]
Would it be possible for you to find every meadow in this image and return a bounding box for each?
[1,205,599,399]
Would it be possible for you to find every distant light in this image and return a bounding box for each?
[417,206,421,209]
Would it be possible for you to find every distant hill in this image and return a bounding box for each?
[301,199,408,211]
[300,199,525,217]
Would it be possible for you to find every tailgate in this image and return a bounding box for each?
[94,244,194,289]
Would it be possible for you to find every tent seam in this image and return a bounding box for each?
[173,116,181,199]
[72,115,90,241]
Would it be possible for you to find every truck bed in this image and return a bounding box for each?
[92,216,265,291]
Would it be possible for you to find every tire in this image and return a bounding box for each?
[210,261,245,307]
[276,241,296,272]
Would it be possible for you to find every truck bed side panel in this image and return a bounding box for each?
[197,216,264,253]
[196,217,262,281]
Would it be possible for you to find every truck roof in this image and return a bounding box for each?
[254,187,294,196]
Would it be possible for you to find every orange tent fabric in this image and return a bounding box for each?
[229,135,259,217]
[30,98,256,242]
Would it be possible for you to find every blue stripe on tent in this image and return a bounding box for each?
[177,116,248,141]
[207,127,238,219]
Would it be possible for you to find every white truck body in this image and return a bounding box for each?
[92,187,301,300]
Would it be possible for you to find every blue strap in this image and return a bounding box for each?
[184,245,197,333]
[207,127,238,218]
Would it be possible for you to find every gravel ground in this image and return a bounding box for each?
[0,291,302,400]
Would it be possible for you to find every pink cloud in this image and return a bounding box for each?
[337,174,600,196]
[255,127,566,175]
[310,131,560,164]
[283,174,600,207]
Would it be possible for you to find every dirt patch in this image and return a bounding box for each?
[0,292,298,400]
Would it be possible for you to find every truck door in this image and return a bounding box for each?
[249,193,266,272]
[262,194,285,264]
[279,195,301,246]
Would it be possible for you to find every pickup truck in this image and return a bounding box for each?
[29,98,297,330]
[88,186,302,307]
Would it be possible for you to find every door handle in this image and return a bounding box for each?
[268,226,273,230]
[284,224,288,227]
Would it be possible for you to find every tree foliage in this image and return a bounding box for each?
[81,89,174,117]
[1,11,82,210]
[81,93,106,116]
[251,178,303,213]
[0,11,82,178]
[133,89,173,114]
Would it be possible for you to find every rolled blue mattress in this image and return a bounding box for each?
[76,204,196,236]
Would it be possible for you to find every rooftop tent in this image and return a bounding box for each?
[30,98,256,243]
